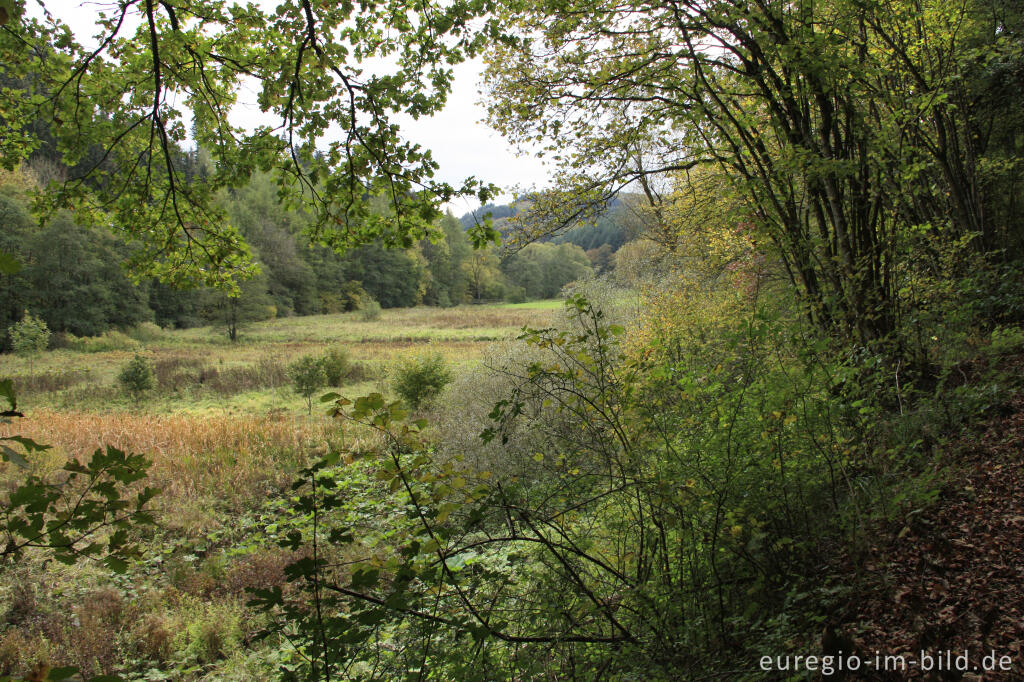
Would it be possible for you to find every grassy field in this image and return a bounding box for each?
[0,301,559,678]
[0,301,557,416]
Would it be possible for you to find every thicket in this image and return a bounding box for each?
[244,0,1024,675]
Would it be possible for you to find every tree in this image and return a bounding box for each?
[419,213,472,307]
[0,0,502,290]
[8,310,49,376]
[483,0,1024,346]
[199,272,276,342]
[463,244,505,301]
[117,353,155,399]
[0,185,35,346]
[337,242,427,308]
[501,242,592,299]
[224,172,319,315]
[24,212,154,336]
[289,354,327,414]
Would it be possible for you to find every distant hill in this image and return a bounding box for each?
[459,194,640,252]
[458,202,519,229]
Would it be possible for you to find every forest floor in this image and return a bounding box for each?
[833,355,1024,680]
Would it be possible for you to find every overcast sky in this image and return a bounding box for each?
[53,3,552,213]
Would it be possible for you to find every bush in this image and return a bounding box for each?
[8,311,50,358]
[504,285,527,304]
[66,330,141,353]
[359,297,382,322]
[391,354,453,408]
[118,353,155,399]
[320,346,353,386]
[289,354,327,414]
[127,321,164,343]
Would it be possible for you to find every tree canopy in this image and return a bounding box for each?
[483,0,1024,344]
[0,0,502,288]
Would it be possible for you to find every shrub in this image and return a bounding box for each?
[391,353,453,408]
[152,355,205,391]
[127,321,164,343]
[66,330,140,353]
[8,312,50,371]
[359,297,382,321]
[118,353,155,399]
[505,285,527,304]
[320,346,353,386]
[289,354,327,414]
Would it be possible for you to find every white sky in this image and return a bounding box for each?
[50,2,552,212]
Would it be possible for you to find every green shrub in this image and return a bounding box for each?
[505,285,528,304]
[289,354,327,414]
[173,600,245,666]
[320,346,353,386]
[359,297,382,322]
[127,321,164,343]
[8,311,50,358]
[117,353,155,398]
[391,354,453,408]
[67,330,140,353]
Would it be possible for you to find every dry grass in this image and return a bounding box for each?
[0,410,338,503]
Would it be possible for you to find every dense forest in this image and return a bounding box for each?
[2,0,1024,680]
[1,169,616,349]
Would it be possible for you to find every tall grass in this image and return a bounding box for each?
[4,368,93,394]
[0,410,338,504]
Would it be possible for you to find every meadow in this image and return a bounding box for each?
[0,301,557,678]
[0,302,556,415]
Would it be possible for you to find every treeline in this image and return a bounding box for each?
[0,169,619,348]
[461,196,632,254]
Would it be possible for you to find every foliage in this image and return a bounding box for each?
[0,0,502,289]
[289,355,328,415]
[249,296,867,678]
[64,330,140,353]
[1,380,158,571]
[501,241,593,299]
[127,321,165,344]
[8,310,49,357]
[391,354,454,408]
[484,0,1024,345]
[117,353,155,400]
[0,176,565,346]
[358,297,383,322]
[319,347,353,387]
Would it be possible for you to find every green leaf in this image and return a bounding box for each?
[350,566,380,589]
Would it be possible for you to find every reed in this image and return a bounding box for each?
[0,410,338,504]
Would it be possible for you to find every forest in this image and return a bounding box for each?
[1,0,1023,680]
[0,171,611,346]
